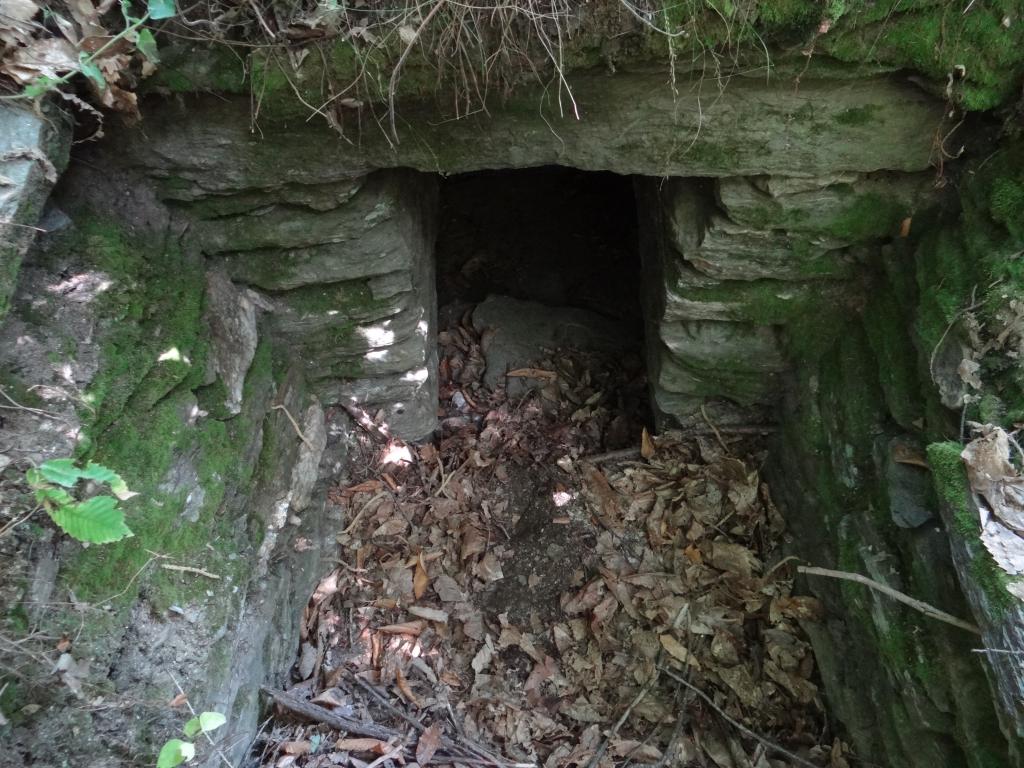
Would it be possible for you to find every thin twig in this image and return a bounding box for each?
[341,490,390,535]
[169,672,235,768]
[160,564,221,580]
[798,565,981,635]
[584,670,660,768]
[271,404,315,451]
[341,402,392,441]
[0,387,65,421]
[658,667,820,768]
[388,0,448,143]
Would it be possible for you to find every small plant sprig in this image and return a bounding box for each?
[157,711,227,768]
[26,458,136,543]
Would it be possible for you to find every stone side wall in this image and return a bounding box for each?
[169,168,440,439]
[637,172,934,427]
[0,157,336,767]
[638,159,1024,767]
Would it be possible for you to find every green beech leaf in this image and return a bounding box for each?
[38,458,82,487]
[78,54,105,87]
[135,28,159,62]
[35,486,74,508]
[22,76,56,98]
[148,0,176,19]
[183,711,226,738]
[48,496,133,543]
[157,739,195,768]
[80,462,137,500]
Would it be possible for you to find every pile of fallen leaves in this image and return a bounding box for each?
[256,311,847,768]
[0,0,178,121]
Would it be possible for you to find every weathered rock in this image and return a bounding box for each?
[123,71,942,180]
[204,268,269,414]
[883,436,935,529]
[0,103,71,319]
[654,320,786,405]
[716,172,936,239]
[663,179,857,281]
[471,295,637,392]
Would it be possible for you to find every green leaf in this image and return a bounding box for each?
[35,486,74,508]
[38,458,83,488]
[78,53,105,87]
[48,496,133,543]
[148,0,176,19]
[22,76,56,98]
[183,711,226,738]
[80,462,137,500]
[157,739,195,768]
[135,28,159,62]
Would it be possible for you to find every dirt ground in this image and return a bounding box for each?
[251,301,848,768]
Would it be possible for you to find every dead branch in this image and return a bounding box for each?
[657,667,821,768]
[341,402,393,441]
[160,563,221,580]
[797,565,982,635]
[262,686,399,741]
[271,404,315,451]
[583,670,660,768]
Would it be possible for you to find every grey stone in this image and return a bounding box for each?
[288,400,327,513]
[884,437,935,529]
[204,269,267,415]
[663,179,855,281]
[0,103,71,319]
[716,172,937,237]
[203,173,432,292]
[653,320,786,406]
[471,295,637,391]
[123,72,942,182]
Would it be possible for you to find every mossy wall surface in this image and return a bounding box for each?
[766,138,1024,767]
[0,169,332,766]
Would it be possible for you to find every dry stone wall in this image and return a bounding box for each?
[4,59,1024,768]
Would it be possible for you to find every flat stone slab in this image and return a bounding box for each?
[472,295,636,391]
[124,71,943,182]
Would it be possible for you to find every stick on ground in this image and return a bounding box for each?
[798,565,981,635]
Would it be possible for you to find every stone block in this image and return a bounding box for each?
[716,172,937,240]
[0,103,71,319]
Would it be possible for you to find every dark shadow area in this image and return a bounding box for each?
[435,165,643,330]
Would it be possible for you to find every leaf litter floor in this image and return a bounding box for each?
[253,305,849,768]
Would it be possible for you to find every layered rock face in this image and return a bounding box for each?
[171,169,440,439]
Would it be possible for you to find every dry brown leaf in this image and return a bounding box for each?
[506,367,557,380]
[710,541,761,577]
[413,555,429,600]
[335,738,390,754]
[524,655,558,705]
[432,573,466,602]
[460,525,486,560]
[659,633,701,669]
[282,741,312,755]
[408,605,449,623]
[378,620,426,635]
[640,427,656,459]
[5,38,78,83]
[343,479,382,495]
[416,723,443,764]
[373,517,409,537]
[770,595,824,622]
[396,667,423,707]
